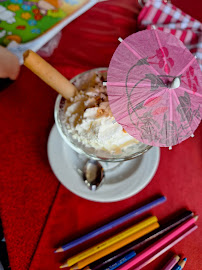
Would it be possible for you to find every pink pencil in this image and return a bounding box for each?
[117,216,198,270]
[135,225,197,269]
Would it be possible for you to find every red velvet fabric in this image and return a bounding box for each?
[0,1,201,270]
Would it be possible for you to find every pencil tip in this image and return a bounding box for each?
[69,266,77,270]
[194,215,199,221]
[175,255,180,260]
[59,264,68,269]
[55,247,64,253]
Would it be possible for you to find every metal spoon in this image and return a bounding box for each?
[83,159,105,191]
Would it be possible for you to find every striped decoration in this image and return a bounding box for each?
[138,0,202,70]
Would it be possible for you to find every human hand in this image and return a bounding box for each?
[0,46,20,80]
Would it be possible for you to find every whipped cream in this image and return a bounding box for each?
[62,71,139,155]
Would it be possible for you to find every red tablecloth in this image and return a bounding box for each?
[0,1,202,270]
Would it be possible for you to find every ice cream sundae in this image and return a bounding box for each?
[60,69,144,156]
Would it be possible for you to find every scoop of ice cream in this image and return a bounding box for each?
[63,71,139,154]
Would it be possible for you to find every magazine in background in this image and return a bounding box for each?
[0,0,98,63]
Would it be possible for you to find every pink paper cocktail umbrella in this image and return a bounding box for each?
[106,28,202,148]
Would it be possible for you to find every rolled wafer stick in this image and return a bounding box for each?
[23,50,77,99]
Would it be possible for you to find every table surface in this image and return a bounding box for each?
[0,1,202,270]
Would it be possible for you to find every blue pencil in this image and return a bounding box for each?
[104,250,136,270]
[171,258,187,270]
[55,196,166,253]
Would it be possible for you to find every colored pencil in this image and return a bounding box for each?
[134,226,196,269]
[84,251,137,270]
[61,221,159,269]
[104,250,136,270]
[55,196,166,253]
[171,258,187,270]
[83,210,193,270]
[162,255,180,270]
[116,216,197,270]
[60,216,158,268]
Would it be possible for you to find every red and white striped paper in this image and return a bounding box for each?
[138,0,202,70]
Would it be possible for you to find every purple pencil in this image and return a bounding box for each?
[161,255,180,270]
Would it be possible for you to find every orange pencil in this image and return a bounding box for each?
[60,221,159,269]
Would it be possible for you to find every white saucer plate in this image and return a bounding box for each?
[47,125,160,202]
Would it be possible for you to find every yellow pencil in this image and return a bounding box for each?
[60,216,158,268]
[69,221,159,270]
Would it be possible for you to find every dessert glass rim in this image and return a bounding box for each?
[54,67,152,162]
